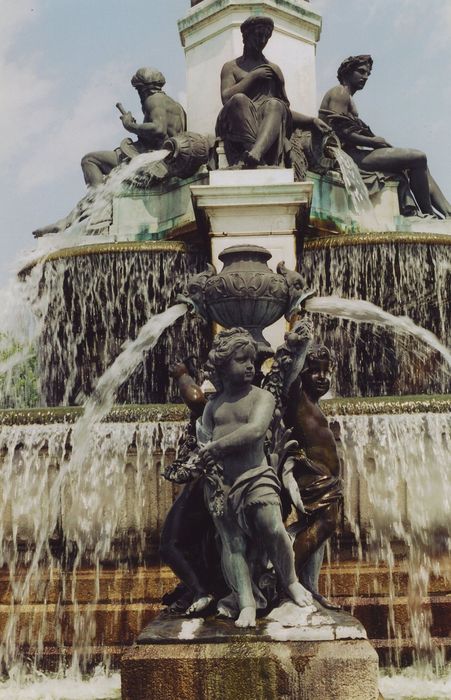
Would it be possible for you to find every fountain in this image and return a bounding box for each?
[0,1,450,699]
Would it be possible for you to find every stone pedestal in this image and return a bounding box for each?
[178,0,322,135]
[308,171,451,236]
[109,171,208,241]
[191,169,313,347]
[121,604,379,700]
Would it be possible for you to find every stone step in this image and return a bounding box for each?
[0,602,158,647]
[1,595,449,649]
[10,637,451,674]
[1,560,449,605]
[339,594,451,640]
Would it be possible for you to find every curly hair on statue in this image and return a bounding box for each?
[337,55,373,85]
[301,344,336,373]
[206,328,257,390]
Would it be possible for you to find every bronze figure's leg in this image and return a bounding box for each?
[251,504,313,607]
[245,99,286,167]
[359,148,434,215]
[81,150,119,187]
[293,503,342,609]
[160,481,212,612]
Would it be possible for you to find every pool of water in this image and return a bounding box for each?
[0,667,120,700]
[1,666,450,699]
[380,666,451,699]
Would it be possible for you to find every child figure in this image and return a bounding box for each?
[285,344,343,609]
[198,328,312,628]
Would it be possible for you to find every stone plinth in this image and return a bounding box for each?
[308,171,451,236]
[191,169,313,347]
[110,171,208,241]
[178,0,322,135]
[191,168,312,270]
[122,605,379,700]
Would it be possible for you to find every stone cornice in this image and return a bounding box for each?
[179,0,322,46]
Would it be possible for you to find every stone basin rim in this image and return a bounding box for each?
[304,231,451,250]
[18,240,188,277]
[0,394,449,426]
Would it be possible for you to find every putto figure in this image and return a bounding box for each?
[285,344,343,609]
[81,67,186,187]
[198,328,313,627]
[319,55,451,218]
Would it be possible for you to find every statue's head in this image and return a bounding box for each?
[131,67,166,94]
[337,55,373,88]
[241,15,274,51]
[301,344,335,399]
[206,328,257,391]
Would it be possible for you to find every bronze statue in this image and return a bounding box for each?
[81,67,186,187]
[198,328,313,627]
[319,55,451,218]
[284,344,343,610]
[216,16,328,169]
[160,361,223,616]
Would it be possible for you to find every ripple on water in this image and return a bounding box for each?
[379,666,451,699]
[0,668,120,700]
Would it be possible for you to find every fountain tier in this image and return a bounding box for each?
[25,243,210,407]
[300,233,451,397]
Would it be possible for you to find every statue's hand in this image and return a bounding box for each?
[251,65,274,82]
[312,117,331,135]
[199,442,221,469]
[291,316,314,343]
[372,136,392,149]
[121,111,137,131]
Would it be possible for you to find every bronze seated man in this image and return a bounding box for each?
[81,67,186,187]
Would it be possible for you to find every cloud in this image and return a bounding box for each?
[0,2,133,192]
[0,1,55,166]
[16,62,128,191]
[0,0,36,50]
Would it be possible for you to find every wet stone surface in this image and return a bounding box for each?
[137,601,367,645]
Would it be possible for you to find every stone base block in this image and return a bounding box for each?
[121,638,379,700]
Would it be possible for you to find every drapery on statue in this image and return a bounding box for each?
[216,16,329,169]
[81,67,186,187]
[319,55,451,218]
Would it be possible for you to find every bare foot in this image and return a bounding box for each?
[287,581,314,607]
[186,594,214,616]
[243,150,262,169]
[235,606,256,628]
[32,224,60,238]
[310,590,341,611]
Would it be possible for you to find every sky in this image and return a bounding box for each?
[1,0,451,285]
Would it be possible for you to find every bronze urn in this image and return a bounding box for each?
[183,245,311,352]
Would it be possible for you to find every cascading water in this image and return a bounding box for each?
[330,147,383,232]
[332,411,451,670]
[0,298,190,678]
[305,296,451,367]
[299,240,451,396]
[34,252,207,406]
[0,420,184,677]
